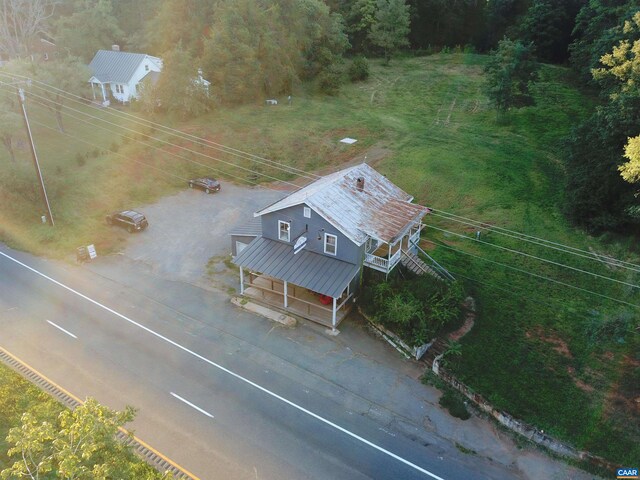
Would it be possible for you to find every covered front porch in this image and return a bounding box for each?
[233,236,360,330]
[364,222,422,274]
[89,78,110,106]
[241,273,352,328]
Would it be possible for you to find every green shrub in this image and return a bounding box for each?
[359,276,465,346]
[348,57,370,82]
[439,390,470,420]
[319,66,344,95]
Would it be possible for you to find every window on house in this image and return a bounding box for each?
[303,207,311,218]
[145,64,149,71]
[324,233,337,255]
[278,220,290,242]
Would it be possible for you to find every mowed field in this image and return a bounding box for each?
[0,53,638,466]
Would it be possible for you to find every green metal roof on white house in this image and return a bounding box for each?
[89,50,161,84]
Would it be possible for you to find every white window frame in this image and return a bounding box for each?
[278,220,290,242]
[303,207,311,218]
[324,233,337,256]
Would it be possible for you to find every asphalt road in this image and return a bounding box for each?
[0,246,524,480]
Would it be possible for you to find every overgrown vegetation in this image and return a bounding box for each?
[439,391,471,421]
[359,271,464,347]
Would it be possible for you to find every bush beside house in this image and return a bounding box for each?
[359,274,465,347]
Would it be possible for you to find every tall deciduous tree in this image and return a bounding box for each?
[142,45,212,118]
[0,0,58,58]
[368,0,410,63]
[6,57,90,132]
[569,0,637,83]
[515,0,585,63]
[36,57,90,132]
[484,38,539,118]
[144,0,214,57]
[203,0,348,103]
[620,134,640,182]
[0,398,147,480]
[54,0,123,63]
[593,11,640,185]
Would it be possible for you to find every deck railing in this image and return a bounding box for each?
[364,249,402,273]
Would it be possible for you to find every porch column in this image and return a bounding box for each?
[100,83,107,102]
[331,296,337,331]
[239,267,244,294]
[284,281,288,308]
[91,82,96,100]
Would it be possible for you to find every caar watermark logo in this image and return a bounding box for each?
[617,468,638,479]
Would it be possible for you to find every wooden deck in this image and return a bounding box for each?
[243,274,352,328]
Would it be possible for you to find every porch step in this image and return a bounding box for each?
[401,252,446,282]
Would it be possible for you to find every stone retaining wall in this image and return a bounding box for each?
[432,353,617,471]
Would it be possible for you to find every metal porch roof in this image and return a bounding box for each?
[233,237,359,298]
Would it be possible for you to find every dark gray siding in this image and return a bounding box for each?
[261,204,362,264]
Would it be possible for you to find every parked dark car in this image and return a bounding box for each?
[188,177,221,194]
[105,210,148,233]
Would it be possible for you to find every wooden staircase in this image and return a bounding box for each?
[401,251,447,282]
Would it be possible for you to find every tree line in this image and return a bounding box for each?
[1,0,639,232]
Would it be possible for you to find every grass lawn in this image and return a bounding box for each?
[0,53,638,465]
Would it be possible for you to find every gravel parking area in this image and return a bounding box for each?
[120,183,285,283]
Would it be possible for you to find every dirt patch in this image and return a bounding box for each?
[448,297,476,342]
[525,326,573,359]
[566,367,595,393]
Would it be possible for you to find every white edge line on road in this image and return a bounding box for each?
[170,392,214,418]
[46,319,78,339]
[0,250,445,480]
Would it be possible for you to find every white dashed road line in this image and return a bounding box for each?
[170,392,215,418]
[0,250,445,480]
[46,320,78,339]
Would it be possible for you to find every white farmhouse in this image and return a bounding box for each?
[88,47,162,105]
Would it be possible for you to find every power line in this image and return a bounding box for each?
[421,238,640,309]
[17,93,265,188]
[4,85,302,188]
[427,208,640,273]
[424,224,640,290]
[29,118,190,183]
[444,269,604,324]
[0,72,319,182]
[3,74,639,299]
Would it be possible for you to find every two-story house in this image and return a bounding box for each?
[232,163,430,331]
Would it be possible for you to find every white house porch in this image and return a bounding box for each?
[364,222,423,274]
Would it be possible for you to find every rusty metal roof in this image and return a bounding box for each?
[255,164,428,245]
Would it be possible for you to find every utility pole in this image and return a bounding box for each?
[17,88,54,226]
